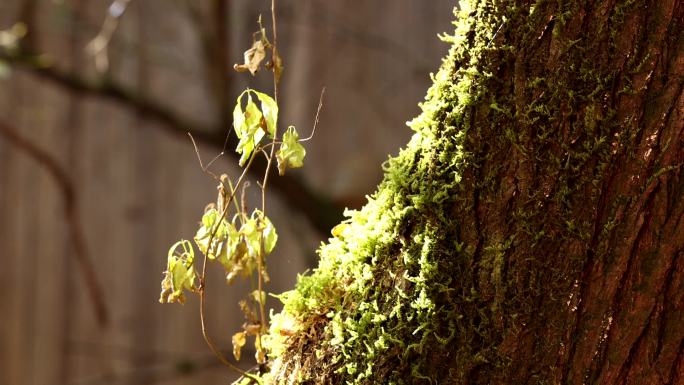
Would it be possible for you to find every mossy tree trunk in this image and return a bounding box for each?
[265,1,684,384]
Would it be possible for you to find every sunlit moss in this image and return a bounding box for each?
[262,0,644,383]
[262,2,504,384]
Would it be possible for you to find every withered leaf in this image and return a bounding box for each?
[273,50,283,83]
[231,331,246,361]
[233,39,266,76]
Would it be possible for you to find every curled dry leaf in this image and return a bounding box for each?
[239,299,258,323]
[255,335,266,364]
[159,240,197,304]
[273,50,283,83]
[232,331,246,361]
[243,322,262,336]
[233,39,267,76]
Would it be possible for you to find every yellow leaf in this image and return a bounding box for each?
[159,240,196,304]
[276,126,305,175]
[255,336,266,364]
[232,331,246,361]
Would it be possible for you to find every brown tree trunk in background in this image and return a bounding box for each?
[267,0,684,384]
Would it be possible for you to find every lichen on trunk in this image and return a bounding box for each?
[263,0,684,384]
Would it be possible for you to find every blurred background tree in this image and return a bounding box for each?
[0,1,453,384]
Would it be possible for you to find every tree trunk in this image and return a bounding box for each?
[264,1,684,384]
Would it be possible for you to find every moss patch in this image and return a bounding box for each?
[260,0,650,383]
[261,2,507,384]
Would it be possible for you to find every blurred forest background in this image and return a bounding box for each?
[0,1,453,384]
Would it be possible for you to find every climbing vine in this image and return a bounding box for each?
[158,2,314,383]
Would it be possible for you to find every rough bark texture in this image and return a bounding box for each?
[262,1,684,384]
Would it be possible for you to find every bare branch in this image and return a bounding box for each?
[86,0,133,73]
[300,87,326,142]
[188,132,220,180]
[0,47,345,236]
[0,120,109,327]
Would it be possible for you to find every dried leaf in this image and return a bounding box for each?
[243,322,261,336]
[232,331,246,361]
[273,50,283,83]
[225,242,252,284]
[194,209,229,260]
[233,39,266,76]
[251,289,266,306]
[239,300,258,323]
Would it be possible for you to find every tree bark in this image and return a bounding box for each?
[264,1,684,384]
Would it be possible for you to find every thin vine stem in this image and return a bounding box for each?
[253,0,279,343]
[300,87,326,142]
[260,0,279,222]
[199,283,260,383]
[206,149,257,248]
[270,0,279,103]
[227,178,243,224]
[197,149,259,381]
[188,0,292,376]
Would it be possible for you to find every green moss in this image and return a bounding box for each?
[260,0,647,383]
[262,3,508,384]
